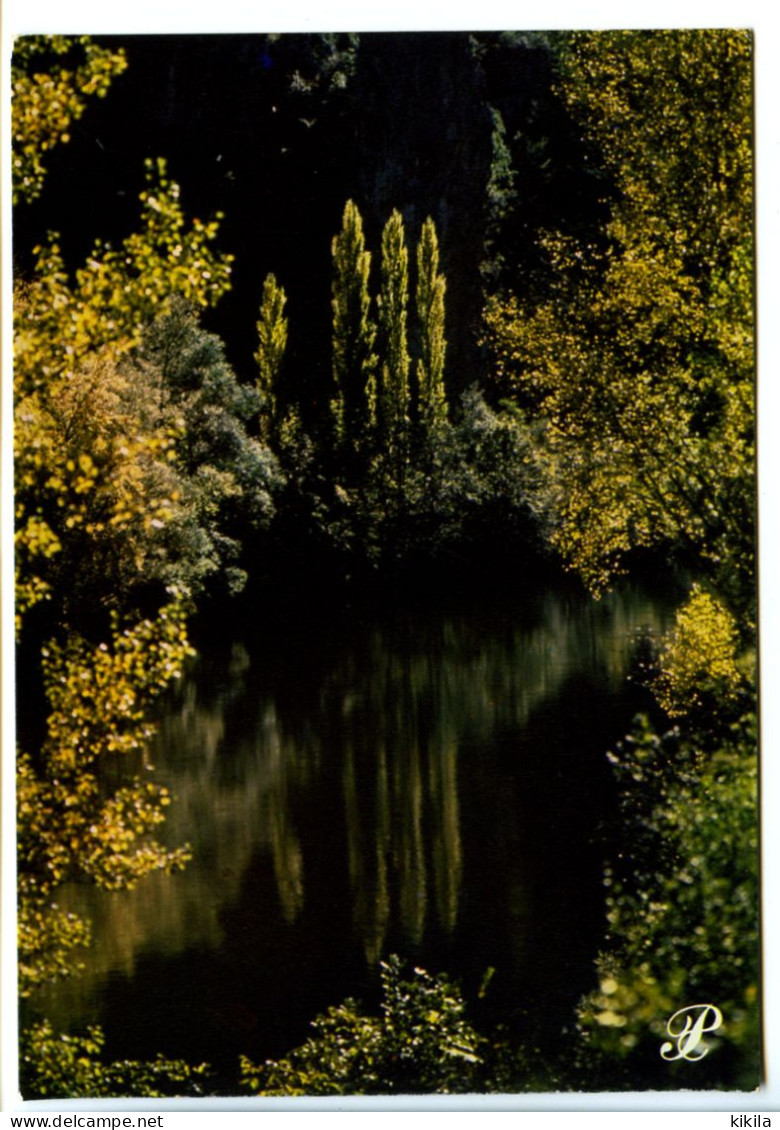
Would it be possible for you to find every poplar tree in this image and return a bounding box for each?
[377,210,411,449]
[255,272,288,437]
[331,200,376,447]
[415,218,448,431]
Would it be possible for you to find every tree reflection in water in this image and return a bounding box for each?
[31,581,681,1068]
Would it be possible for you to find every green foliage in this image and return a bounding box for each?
[12,36,128,204]
[255,272,289,436]
[475,33,759,1089]
[416,218,448,431]
[482,107,517,284]
[484,30,754,611]
[21,1021,212,1099]
[274,32,359,98]
[17,599,193,994]
[289,203,501,575]
[128,301,282,599]
[310,388,538,574]
[376,210,411,448]
[259,202,456,575]
[397,388,541,564]
[240,955,483,1095]
[326,202,448,463]
[331,200,377,447]
[578,709,759,1086]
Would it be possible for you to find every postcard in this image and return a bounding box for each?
[3,10,777,1112]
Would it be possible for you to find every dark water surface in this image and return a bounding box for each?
[30,579,681,1086]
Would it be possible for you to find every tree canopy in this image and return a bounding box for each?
[12,36,128,205]
[485,30,754,614]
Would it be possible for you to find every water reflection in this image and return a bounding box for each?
[33,581,680,1062]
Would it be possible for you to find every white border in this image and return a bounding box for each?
[2,1,778,1116]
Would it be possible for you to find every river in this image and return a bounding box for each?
[28,577,683,1090]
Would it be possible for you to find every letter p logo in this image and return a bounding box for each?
[660,1004,724,1061]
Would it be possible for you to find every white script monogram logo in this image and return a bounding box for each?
[660,1004,724,1061]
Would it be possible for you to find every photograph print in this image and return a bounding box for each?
[11,27,759,1098]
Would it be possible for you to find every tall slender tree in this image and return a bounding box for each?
[331,200,377,448]
[255,272,288,438]
[377,210,411,450]
[416,218,448,432]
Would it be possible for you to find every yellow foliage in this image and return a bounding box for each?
[484,31,754,606]
[14,341,186,625]
[12,37,128,204]
[255,272,288,433]
[17,901,92,996]
[15,158,232,405]
[17,600,194,994]
[14,158,232,626]
[655,585,744,716]
[13,38,231,996]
